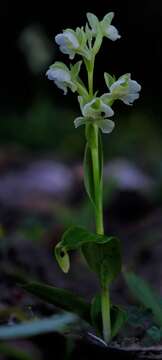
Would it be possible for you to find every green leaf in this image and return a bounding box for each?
[104,72,115,89]
[23,280,91,323]
[0,313,77,340]
[83,143,95,206]
[55,226,121,285]
[90,294,127,338]
[90,294,102,334]
[70,61,82,78]
[124,272,162,327]
[82,237,121,285]
[111,305,128,338]
[98,132,103,184]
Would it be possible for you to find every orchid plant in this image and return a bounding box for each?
[46,12,141,343]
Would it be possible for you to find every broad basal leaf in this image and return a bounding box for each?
[55,226,121,285]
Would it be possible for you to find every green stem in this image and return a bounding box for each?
[84,56,94,97]
[86,58,111,343]
[91,125,104,235]
[88,67,94,97]
[91,126,111,342]
[101,285,111,344]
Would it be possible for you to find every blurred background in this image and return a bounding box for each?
[1,0,162,350]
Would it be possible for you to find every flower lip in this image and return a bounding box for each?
[104,25,121,41]
[100,100,114,117]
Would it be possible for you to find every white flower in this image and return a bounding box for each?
[74,97,115,134]
[46,62,76,95]
[104,73,141,105]
[101,13,121,41]
[80,97,114,118]
[87,12,121,42]
[104,25,121,41]
[55,30,79,60]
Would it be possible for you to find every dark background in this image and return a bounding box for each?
[1,0,161,108]
[1,1,161,117]
[0,0,162,167]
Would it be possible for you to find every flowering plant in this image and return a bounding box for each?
[46,11,141,343]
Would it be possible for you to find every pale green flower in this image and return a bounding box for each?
[46,62,76,95]
[87,12,121,41]
[74,97,115,134]
[55,28,91,60]
[46,60,88,97]
[55,30,79,60]
[79,97,114,118]
[104,73,141,105]
[101,13,121,41]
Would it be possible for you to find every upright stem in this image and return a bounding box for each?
[86,56,94,97]
[101,285,111,344]
[86,58,111,343]
[90,126,111,343]
[91,125,104,235]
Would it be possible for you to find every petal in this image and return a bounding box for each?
[74,117,86,128]
[54,80,68,95]
[120,92,140,105]
[86,13,99,33]
[101,93,112,103]
[102,12,114,30]
[52,68,71,82]
[128,80,141,93]
[46,69,55,81]
[105,25,121,41]
[68,81,77,93]
[59,45,71,55]
[99,119,115,134]
[55,34,66,46]
[82,98,99,117]
[110,78,125,92]
[100,101,114,117]
[64,31,79,48]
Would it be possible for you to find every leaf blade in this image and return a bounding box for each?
[23,280,91,323]
[124,272,162,327]
[55,226,121,285]
[83,143,95,206]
